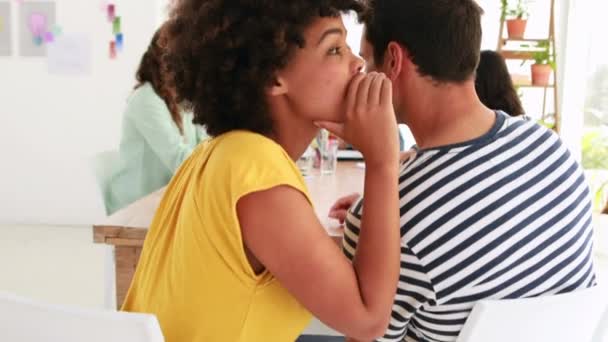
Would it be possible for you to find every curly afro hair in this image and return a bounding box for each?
[165,0,364,137]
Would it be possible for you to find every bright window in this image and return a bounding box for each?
[581,1,608,211]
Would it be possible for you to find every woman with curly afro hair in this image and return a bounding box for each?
[122,1,401,341]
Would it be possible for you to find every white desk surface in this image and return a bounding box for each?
[96,161,365,237]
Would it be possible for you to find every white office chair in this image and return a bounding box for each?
[0,292,164,342]
[593,304,608,342]
[457,285,608,342]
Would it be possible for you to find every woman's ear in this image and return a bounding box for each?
[267,75,288,96]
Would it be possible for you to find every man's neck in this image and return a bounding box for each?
[403,81,496,150]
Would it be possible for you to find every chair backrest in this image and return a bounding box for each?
[90,150,120,215]
[0,292,164,342]
[592,304,608,342]
[457,286,608,342]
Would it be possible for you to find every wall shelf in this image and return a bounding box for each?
[497,0,559,133]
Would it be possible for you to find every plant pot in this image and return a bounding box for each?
[506,19,527,39]
[531,63,552,86]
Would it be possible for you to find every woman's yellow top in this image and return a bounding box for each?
[122,131,313,342]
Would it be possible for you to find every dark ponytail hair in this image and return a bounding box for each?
[135,25,183,134]
[475,50,524,116]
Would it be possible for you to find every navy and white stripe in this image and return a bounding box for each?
[343,112,596,342]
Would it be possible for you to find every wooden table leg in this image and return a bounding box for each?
[115,246,142,308]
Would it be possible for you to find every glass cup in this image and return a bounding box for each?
[320,137,339,175]
[297,146,314,176]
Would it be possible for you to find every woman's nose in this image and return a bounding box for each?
[352,55,364,74]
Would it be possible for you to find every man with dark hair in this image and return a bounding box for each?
[331,1,597,341]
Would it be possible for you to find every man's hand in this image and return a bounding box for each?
[400,148,417,163]
[328,193,361,223]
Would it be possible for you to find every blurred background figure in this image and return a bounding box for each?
[476,50,525,117]
[105,24,207,214]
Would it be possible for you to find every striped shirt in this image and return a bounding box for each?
[343,111,596,342]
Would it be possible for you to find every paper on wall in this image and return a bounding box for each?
[0,2,12,56]
[47,33,92,75]
[18,1,55,56]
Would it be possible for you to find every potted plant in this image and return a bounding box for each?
[501,0,529,39]
[530,40,555,86]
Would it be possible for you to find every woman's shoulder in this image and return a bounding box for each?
[127,83,165,108]
[217,131,284,155]
[123,83,168,119]
[208,131,297,173]
[200,130,307,201]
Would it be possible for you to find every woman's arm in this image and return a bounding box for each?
[238,163,399,340]
[239,73,401,341]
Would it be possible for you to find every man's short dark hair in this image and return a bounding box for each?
[360,0,484,83]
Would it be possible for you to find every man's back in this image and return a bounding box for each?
[343,112,596,342]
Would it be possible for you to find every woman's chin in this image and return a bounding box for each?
[313,112,345,124]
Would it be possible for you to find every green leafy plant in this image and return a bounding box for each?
[596,181,608,212]
[501,0,529,20]
[500,0,508,20]
[537,113,556,129]
[583,129,608,170]
[532,40,556,68]
[585,170,608,212]
[582,129,608,212]
[520,40,556,69]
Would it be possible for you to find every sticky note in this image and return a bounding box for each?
[43,31,54,43]
[29,13,47,36]
[112,16,120,35]
[52,25,62,36]
[0,16,3,33]
[33,35,43,46]
[47,34,93,75]
[107,4,115,22]
[109,41,116,59]
[115,33,123,51]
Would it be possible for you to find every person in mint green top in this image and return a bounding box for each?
[106,26,207,214]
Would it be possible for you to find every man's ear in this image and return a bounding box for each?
[384,42,405,81]
[267,75,288,96]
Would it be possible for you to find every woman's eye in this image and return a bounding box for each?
[328,46,342,56]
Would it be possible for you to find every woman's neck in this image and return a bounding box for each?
[270,120,319,161]
[267,95,321,161]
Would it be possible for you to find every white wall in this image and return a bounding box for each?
[0,0,158,225]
